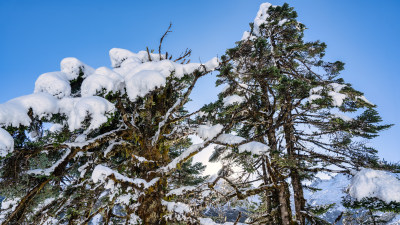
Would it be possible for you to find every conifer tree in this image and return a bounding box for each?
[207,2,398,224]
[169,137,208,187]
[0,42,220,224]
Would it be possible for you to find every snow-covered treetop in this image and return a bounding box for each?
[0,47,218,159]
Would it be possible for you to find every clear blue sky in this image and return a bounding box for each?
[0,0,399,162]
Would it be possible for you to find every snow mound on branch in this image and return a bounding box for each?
[110,48,218,101]
[162,200,191,214]
[0,128,13,157]
[8,93,59,119]
[81,67,124,97]
[197,124,223,140]
[92,165,159,189]
[238,141,269,155]
[167,186,197,197]
[34,72,71,98]
[223,95,245,107]
[92,165,134,183]
[109,48,148,68]
[125,70,166,100]
[254,3,273,34]
[0,101,31,127]
[58,96,115,131]
[0,93,58,127]
[348,168,400,203]
[217,134,245,145]
[307,83,348,107]
[241,3,274,40]
[60,57,94,80]
[328,83,347,107]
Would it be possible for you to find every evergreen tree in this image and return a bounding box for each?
[208,2,398,224]
[0,42,220,224]
[169,137,208,187]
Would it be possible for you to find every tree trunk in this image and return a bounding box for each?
[291,169,305,225]
[284,121,305,225]
[261,158,282,224]
[136,178,167,225]
[278,181,293,225]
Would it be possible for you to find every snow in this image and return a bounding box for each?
[0,93,58,127]
[34,72,71,98]
[0,91,113,132]
[1,198,20,212]
[309,86,323,95]
[328,83,347,107]
[197,124,223,141]
[103,141,124,157]
[199,218,247,225]
[308,94,322,101]
[78,162,90,178]
[357,95,374,105]
[348,168,400,203]
[333,113,352,122]
[0,128,14,157]
[238,141,269,155]
[328,91,347,107]
[203,57,219,71]
[27,149,71,176]
[0,101,31,127]
[81,67,124,97]
[308,84,348,107]
[162,200,191,214]
[167,186,197,197]
[160,143,206,172]
[92,165,159,189]
[58,96,115,131]
[305,173,348,212]
[75,134,87,142]
[241,3,274,40]
[109,48,218,101]
[278,18,288,26]
[90,214,103,225]
[125,70,166,100]
[253,3,273,36]
[216,134,245,145]
[60,57,94,80]
[49,124,63,132]
[223,95,245,107]
[8,93,59,119]
[92,164,133,183]
[109,48,141,68]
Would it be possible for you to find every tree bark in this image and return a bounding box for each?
[284,121,306,225]
[278,181,293,225]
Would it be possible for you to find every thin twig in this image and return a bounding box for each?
[159,23,172,60]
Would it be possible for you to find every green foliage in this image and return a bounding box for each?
[343,196,400,213]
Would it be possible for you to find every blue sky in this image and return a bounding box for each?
[0,0,399,162]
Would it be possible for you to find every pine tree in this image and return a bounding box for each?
[169,137,208,187]
[0,41,220,224]
[208,2,397,224]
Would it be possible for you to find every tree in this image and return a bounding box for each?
[0,39,220,224]
[207,2,398,224]
[169,137,208,188]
